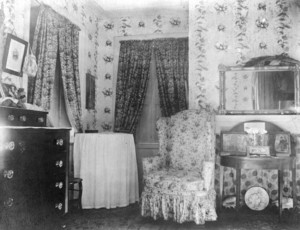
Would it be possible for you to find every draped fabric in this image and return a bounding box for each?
[58,22,82,132]
[114,40,152,134]
[30,5,82,132]
[153,38,188,117]
[30,5,58,107]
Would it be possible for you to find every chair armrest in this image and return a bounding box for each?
[202,161,215,191]
[142,155,164,177]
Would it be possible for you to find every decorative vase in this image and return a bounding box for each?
[248,133,267,146]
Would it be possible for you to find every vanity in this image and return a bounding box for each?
[216,56,300,220]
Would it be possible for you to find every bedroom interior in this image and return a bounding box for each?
[0,0,300,229]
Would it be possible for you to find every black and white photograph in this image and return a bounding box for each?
[0,0,300,229]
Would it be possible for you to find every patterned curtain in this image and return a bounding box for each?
[30,5,82,132]
[114,40,152,134]
[58,20,82,132]
[153,38,188,117]
[30,5,58,108]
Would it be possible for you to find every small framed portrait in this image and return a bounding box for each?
[86,73,96,110]
[2,33,28,76]
[274,132,291,155]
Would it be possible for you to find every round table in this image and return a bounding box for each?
[219,155,296,221]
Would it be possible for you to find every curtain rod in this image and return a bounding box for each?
[32,0,82,31]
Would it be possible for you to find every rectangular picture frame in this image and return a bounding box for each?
[2,33,28,76]
[274,132,291,156]
[220,131,248,156]
[86,73,96,110]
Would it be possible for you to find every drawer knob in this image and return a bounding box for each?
[55,203,63,210]
[56,139,64,146]
[4,198,13,207]
[0,142,15,151]
[55,160,63,168]
[55,182,64,189]
[3,170,14,179]
[7,141,15,151]
[19,115,27,122]
[7,114,14,121]
[37,117,44,123]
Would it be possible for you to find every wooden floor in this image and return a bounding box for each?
[1,203,299,230]
[61,203,300,230]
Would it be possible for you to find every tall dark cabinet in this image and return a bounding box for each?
[0,106,70,228]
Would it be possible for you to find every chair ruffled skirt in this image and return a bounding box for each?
[140,189,217,225]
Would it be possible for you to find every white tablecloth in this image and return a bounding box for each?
[73,133,139,209]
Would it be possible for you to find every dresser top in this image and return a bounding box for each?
[0,126,71,130]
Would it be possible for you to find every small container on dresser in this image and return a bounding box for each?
[0,106,70,228]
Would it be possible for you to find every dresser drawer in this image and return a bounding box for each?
[0,106,47,127]
[0,127,70,225]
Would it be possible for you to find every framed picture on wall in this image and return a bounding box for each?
[2,33,28,76]
[86,73,95,110]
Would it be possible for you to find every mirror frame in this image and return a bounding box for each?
[218,64,300,115]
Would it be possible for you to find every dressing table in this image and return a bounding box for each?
[218,121,296,221]
[217,56,300,221]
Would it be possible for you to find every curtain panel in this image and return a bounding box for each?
[114,40,152,134]
[153,38,188,117]
[58,22,82,132]
[30,5,58,108]
[30,5,82,132]
[114,37,188,134]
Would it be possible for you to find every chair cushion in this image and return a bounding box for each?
[144,169,205,195]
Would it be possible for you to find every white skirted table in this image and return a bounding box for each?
[73,133,139,209]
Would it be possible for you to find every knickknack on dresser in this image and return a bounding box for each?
[0,106,70,228]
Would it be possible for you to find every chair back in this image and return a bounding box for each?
[157,109,216,171]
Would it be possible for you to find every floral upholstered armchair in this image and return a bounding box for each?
[140,108,217,225]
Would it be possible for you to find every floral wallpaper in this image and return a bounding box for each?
[189,0,300,110]
[225,71,253,110]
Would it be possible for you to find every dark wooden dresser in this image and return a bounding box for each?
[0,106,70,228]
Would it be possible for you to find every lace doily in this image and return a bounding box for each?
[245,186,269,211]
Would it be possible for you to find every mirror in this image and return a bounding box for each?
[219,64,300,114]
